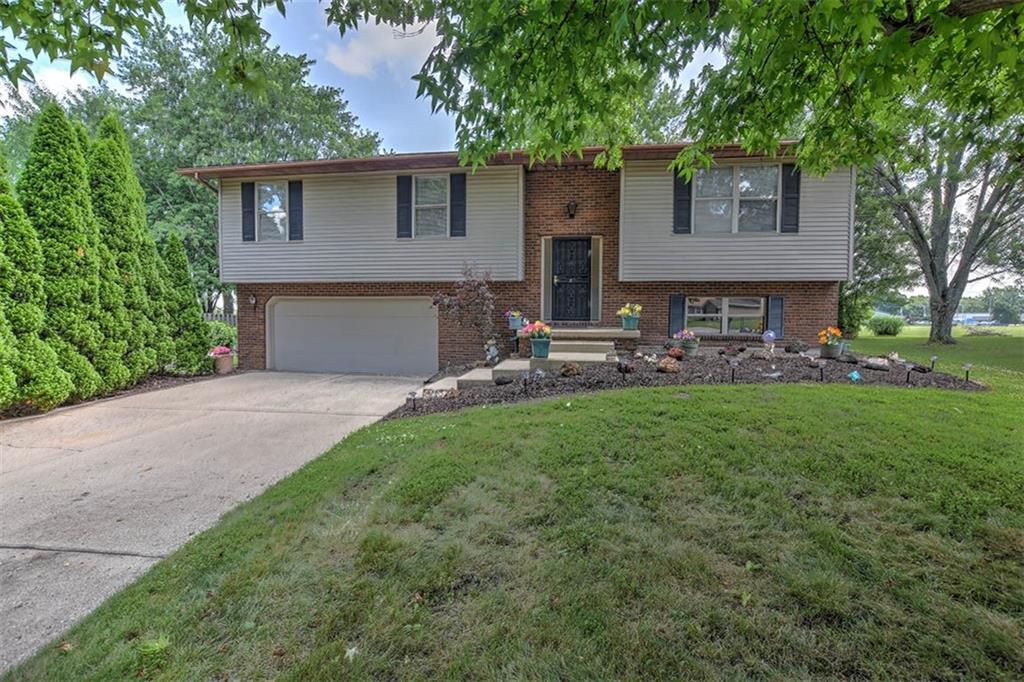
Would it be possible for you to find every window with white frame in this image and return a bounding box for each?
[257,182,288,241]
[686,296,766,335]
[693,165,779,234]
[413,175,449,238]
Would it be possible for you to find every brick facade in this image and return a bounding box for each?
[236,160,840,370]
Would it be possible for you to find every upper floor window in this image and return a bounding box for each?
[693,165,779,234]
[258,182,288,241]
[414,175,449,238]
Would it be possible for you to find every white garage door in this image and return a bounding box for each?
[269,297,438,375]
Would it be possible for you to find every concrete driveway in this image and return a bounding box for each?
[0,371,420,671]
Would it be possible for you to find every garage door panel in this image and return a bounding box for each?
[270,298,438,375]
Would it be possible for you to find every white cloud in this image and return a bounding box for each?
[324,20,437,78]
[34,65,96,97]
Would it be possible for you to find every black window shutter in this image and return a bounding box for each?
[288,180,303,241]
[396,175,412,238]
[669,294,686,336]
[241,182,255,241]
[780,164,800,233]
[767,296,785,337]
[672,174,692,234]
[449,173,466,237]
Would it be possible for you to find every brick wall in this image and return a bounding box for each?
[236,160,840,370]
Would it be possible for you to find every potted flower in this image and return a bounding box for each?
[672,328,700,353]
[521,321,552,358]
[817,326,844,359]
[617,303,642,330]
[505,309,525,330]
[208,345,234,374]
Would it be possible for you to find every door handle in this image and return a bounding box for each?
[553,275,559,285]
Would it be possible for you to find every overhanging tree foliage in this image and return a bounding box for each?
[871,111,1024,343]
[4,2,1020,172]
[0,152,74,410]
[16,103,104,399]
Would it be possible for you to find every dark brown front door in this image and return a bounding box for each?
[552,237,591,321]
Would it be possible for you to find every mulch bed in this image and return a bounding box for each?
[0,371,229,421]
[385,353,984,420]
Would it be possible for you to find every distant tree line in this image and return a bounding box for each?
[0,104,208,414]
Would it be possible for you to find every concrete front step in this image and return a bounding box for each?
[550,327,641,341]
[492,358,531,381]
[455,367,494,389]
[530,351,616,372]
[549,339,615,354]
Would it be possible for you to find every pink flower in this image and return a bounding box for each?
[208,345,233,357]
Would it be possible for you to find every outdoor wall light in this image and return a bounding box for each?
[566,200,578,219]
[248,294,257,309]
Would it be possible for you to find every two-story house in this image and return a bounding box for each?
[179,145,854,376]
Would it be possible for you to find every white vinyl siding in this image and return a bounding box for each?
[620,160,854,281]
[220,166,522,282]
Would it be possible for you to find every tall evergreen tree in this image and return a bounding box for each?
[95,114,175,370]
[159,232,209,374]
[88,115,157,382]
[73,126,133,391]
[0,178,16,408]
[0,152,73,409]
[16,103,103,399]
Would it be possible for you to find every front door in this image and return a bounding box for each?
[552,237,591,321]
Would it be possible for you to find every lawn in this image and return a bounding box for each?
[7,330,1023,680]
[852,324,1024,374]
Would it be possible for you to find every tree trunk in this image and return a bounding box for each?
[222,289,236,315]
[928,295,957,343]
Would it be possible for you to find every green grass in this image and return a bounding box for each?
[8,330,1023,680]
[851,324,1024,374]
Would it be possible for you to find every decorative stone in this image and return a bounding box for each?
[657,356,681,373]
[911,364,931,373]
[837,353,860,363]
[719,344,745,357]
[784,340,809,353]
[667,346,684,359]
[494,375,514,386]
[749,349,774,360]
[560,362,583,377]
[862,357,891,371]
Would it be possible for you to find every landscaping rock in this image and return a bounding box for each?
[657,357,681,373]
[837,353,860,363]
[749,349,775,361]
[911,364,932,373]
[784,340,809,353]
[862,357,891,371]
[560,362,583,377]
[719,344,746,357]
[667,346,685,359]
[384,354,981,421]
[494,375,514,386]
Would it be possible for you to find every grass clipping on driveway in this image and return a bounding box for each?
[9,380,1024,679]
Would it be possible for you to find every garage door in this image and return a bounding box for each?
[268,297,438,375]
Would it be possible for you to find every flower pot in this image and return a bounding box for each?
[214,354,234,374]
[621,314,640,331]
[819,344,841,359]
[530,337,551,359]
[680,340,700,354]
[507,315,524,330]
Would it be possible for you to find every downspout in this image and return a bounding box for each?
[192,172,218,194]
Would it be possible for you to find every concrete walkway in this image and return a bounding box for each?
[0,371,420,671]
